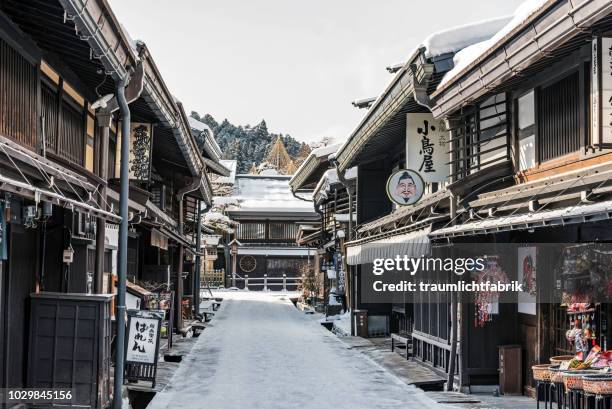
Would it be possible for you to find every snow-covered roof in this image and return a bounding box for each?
[312,143,341,158]
[188,116,210,132]
[423,16,512,58]
[334,16,512,172]
[214,160,237,185]
[313,167,357,203]
[438,0,549,89]
[188,116,223,160]
[290,143,341,191]
[225,175,316,215]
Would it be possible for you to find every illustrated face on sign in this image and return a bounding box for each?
[386,169,424,206]
[395,172,417,202]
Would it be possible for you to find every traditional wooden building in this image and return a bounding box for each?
[0,1,135,396]
[329,17,513,340]
[425,0,612,394]
[215,174,318,290]
[290,144,355,311]
[0,0,224,404]
[318,0,612,396]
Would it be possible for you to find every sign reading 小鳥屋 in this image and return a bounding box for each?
[406,113,449,183]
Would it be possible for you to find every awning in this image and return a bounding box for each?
[430,200,612,239]
[0,173,119,222]
[346,226,431,265]
[0,134,120,221]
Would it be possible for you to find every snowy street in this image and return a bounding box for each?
[148,291,441,409]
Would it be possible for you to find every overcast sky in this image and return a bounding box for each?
[108,0,524,144]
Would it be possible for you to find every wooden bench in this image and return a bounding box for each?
[202,311,215,322]
[391,333,412,359]
[212,301,221,311]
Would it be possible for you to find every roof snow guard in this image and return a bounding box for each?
[57,0,138,80]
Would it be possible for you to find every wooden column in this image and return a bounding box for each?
[94,110,111,294]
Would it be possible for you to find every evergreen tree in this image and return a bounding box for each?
[190,112,307,174]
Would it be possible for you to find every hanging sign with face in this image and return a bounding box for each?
[386,169,424,206]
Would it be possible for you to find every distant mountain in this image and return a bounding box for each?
[191,112,310,174]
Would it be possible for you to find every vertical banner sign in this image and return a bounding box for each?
[406,113,450,183]
[602,37,612,145]
[592,37,600,145]
[116,122,153,182]
[335,252,345,294]
[129,123,153,181]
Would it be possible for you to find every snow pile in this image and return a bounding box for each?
[439,0,549,88]
[213,159,237,185]
[204,211,233,224]
[203,211,237,233]
[327,311,351,336]
[423,16,511,58]
[311,143,340,158]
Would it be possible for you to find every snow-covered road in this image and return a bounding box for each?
[147,291,441,409]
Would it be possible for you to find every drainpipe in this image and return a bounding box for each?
[95,109,112,294]
[445,117,459,392]
[329,157,354,330]
[329,159,353,241]
[113,77,130,409]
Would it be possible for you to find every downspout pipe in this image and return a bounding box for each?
[291,190,313,203]
[176,173,204,235]
[329,156,354,327]
[113,76,130,409]
[329,158,353,241]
